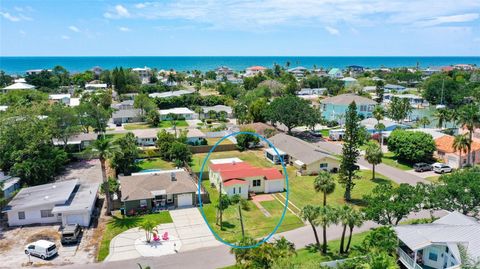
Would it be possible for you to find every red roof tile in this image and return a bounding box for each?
[209,161,283,181]
[223,179,248,187]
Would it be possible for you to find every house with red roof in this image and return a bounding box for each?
[435,135,480,168]
[244,66,267,77]
[208,158,284,199]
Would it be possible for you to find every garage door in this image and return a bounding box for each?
[66,214,85,226]
[177,194,193,207]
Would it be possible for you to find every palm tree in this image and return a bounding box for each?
[300,205,321,252]
[345,209,363,253]
[434,108,449,129]
[92,138,118,216]
[139,219,156,243]
[365,141,383,180]
[167,113,179,137]
[337,205,351,254]
[457,104,480,165]
[313,171,336,206]
[453,134,470,168]
[373,105,384,123]
[317,205,338,254]
[417,116,431,128]
[374,122,386,148]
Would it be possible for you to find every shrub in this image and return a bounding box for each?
[387,129,435,163]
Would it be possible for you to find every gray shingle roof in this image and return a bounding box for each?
[268,133,334,165]
[112,109,142,119]
[321,94,376,105]
[120,170,197,201]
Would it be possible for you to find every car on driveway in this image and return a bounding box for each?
[61,224,82,245]
[25,240,57,260]
[432,163,453,174]
[414,163,432,172]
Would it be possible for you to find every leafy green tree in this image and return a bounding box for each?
[452,134,470,168]
[230,237,295,269]
[0,70,13,88]
[155,130,176,159]
[375,80,384,103]
[169,141,191,167]
[365,141,383,180]
[266,95,315,134]
[363,183,421,225]
[428,167,480,215]
[338,102,362,201]
[313,171,336,206]
[248,98,268,122]
[146,109,161,127]
[134,94,156,119]
[456,104,480,165]
[422,74,461,106]
[100,177,120,200]
[49,104,81,149]
[91,138,118,215]
[300,205,321,252]
[110,133,139,176]
[0,89,48,106]
[360,226,398,255]
[236,128,260,151]
[388,96,412,123]
[216,194,231,230]
[0,107,68,186]
[387,129,435,163]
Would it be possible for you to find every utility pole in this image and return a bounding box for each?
[238,203,245,240]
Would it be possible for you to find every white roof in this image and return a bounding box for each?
[85,83,107,88]
[69,98,80,107]
[49,94,71,100]
[52,183,99,214]
[210,158,243,164]
[394,211,480,261]
[360,118,406,130]
[264,147,287,156]
[187,129,206,138]
[341,77,357,82]
[409,128,446,139]
[0,105,8,112]
[159,107,194,115]
[149,90,193,98]
[3,82,35,90]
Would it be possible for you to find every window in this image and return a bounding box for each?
[253,180,261,187]
[320,163,328,170]
[18,211,25,220]
[429,252,438,261]
[233,187,236,194]
[239,187,242,193]
[40,210,54,218]
[140,199,148,207]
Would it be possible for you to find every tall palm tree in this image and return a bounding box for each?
[373,105,384,124]
[313,171,336,206]
[453,134,471,168]
[434,108,449,129]
[92,138,118,216]
[300,205,321,252]
[337,205,352,254]
[317,205,338,254]
[457,104,480,165]
[345,209,364,253]
[365,141,383,180]
[374,122,386,149]
[417,116,431,128]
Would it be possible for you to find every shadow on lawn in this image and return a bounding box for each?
[305,244,348,260]
[371,177,393,185]
[109,215,142,230]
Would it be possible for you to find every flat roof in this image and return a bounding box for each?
[210,158,243,164]
[264,147,287,156]
[159,107,194,115]
[52,183,99,213]
[5,179,78,211]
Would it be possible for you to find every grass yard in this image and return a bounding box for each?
[135,158,176,170]
[287,170,396,209]
[206,137,235,145]
[191,149,274,173]
[123,122,154,130]
[104,133,126,141]
[200,180,303,243]
[319,129,330,138]
[381,152,414,171]
[97,212,173,261]
[158,120,188,128]
[425,175,440,183]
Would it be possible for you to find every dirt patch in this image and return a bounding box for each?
[26,229,60,245]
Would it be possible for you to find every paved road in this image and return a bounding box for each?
[313,140,429,185]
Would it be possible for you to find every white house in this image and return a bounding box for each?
[49,94,71,105]
[208,158,284,199]
[159,107,195,120]
[0,173,20,199]
[384,84,406,93]
[132,66,151,84]
[149,90,193,99]
[328,68,343,79]
[244,66,267,77]
[267,133,340,175]
[200,105,233,119]
[395,211,480,269]
[2,82,35,92]
[111,108,143,125]
[3,180,99,227]
[84,83,108,91]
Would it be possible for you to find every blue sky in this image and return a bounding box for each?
[1,0,480,56]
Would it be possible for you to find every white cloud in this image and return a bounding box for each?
[325,26,340,35]
[0,11,20,22]
[119,26,131,32]
[69,26,80,32]
[61,35,70,40]
[135,3,147,9]
[416,13,479,27]
[104,5,131,19]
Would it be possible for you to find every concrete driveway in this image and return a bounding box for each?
[169,208,220,252]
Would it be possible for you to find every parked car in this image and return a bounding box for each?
[24,240,57,260]
[308,130,323,138]
[413,163,432,172]
[61,223,82,245]
[432,163,453,174]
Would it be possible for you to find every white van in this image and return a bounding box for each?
[24,240,57,260]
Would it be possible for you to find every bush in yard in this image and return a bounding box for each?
[387,129,435,163]
[236,128,260,151]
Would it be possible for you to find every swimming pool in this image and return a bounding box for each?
[137,169,163,173]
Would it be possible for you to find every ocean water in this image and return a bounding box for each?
[1,56,479,74]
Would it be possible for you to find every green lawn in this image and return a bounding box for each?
[97,212,173,261]
[222,231,371,269]
[425,175,440,183]
[206,137,235,145]
[159,120,188,128]
[104,133,126,141]
[191,150,274,173]
[123,122,154,130]
[319,129,330,138]
[381,152,414,171]
[136,158,176,170]
[200,180,303,243]
[287,170,396,209]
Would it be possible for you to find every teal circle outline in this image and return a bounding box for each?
[197,131,289,249]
